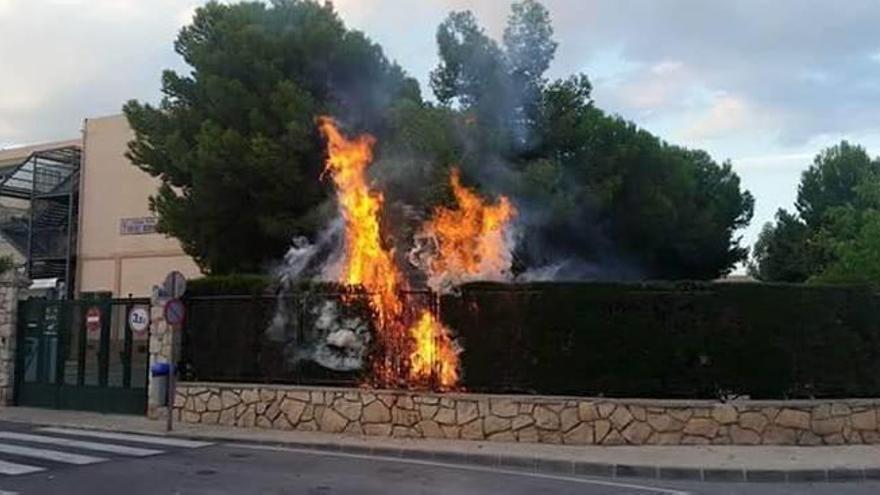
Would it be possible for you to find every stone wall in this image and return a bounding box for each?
[173,382,880,446]
[0,273,26,406]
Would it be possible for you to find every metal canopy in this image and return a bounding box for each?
[0,146,81,297]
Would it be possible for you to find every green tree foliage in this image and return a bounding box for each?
[431,2,753,279]
[751,142,880,284]
[124,0,420,273]
[128,0,754,280]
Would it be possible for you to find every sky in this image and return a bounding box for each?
[1,0,879,253]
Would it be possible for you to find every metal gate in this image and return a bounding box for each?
[14,298,150,414]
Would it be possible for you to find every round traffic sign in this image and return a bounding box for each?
[164,298,186,327]
[85,307,101,339]
[163,271,187,299]
[128,306,150,336]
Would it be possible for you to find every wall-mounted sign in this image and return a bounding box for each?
[120,216,158,235]
[86,307,102,340]
[128,306,150,338]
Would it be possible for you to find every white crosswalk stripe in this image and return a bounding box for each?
[0,432,162,457]
[0,459,44,476]
[38,428,213,448]
[0,442,106,465]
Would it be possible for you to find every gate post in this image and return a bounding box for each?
[147,285,177,419]
[0,271,29,406]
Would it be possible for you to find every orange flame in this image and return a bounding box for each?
[318,116,460,389]
[417,168,517,291]
[409,309,459,389]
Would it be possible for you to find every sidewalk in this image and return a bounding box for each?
[0,406,878,483]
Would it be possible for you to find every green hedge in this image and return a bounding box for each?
[441,282,880,399]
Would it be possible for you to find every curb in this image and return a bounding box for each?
[6,416,878,484]
[147,432,880,484]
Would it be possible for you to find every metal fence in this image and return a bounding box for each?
[180,290,434,386]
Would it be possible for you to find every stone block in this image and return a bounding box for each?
[417,420,444,438]
[484,415,512,435]
[286,390,311,402]
[456,401,479,425]
[517,426,539,443]
[775,409,810,430]
[811,417,845,436]
[594,419,611,443]
[240,389,259,404]
[798,431,822,446]
[392,407,420,427]
[434,407,456,425]
[647,413,684,432]
[335,399,363,421]
[419,404,438,420]
[343,422,363,435]
[397,396,415,410]
[830,403,852,417]
[711,405,738,425]
[280,399,306,424]
[512,414,534,430]
[597,403,615,418]
[851,410,877,431]
[538,430,562,444]
[738,412,768,433]
[629,406,647,422]
[762,426,797,445]
[563,423,593,445]
[206,395,222,412]
[669,408,693,422]
[259,389,277,402]
[601,429,624,445]
[441,425,461,439]
[488,431,516,442]
[823,433,845,445]
[683,418,719,438]
[610,406,634,429]
[534,406,560,430]
[490,399,519,418]
[461,419,484,440]
[560,407,579,432]
[392,426,418,438]
[730,425,760,445]
[296,420,318,432]
[621,421,652,445]
[362,401,391,424]
[812,404,831,420]
[578,402,598,422]
[318,408,348,433]
[310,391,325,405]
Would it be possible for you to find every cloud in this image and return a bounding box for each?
[680,94,751,141]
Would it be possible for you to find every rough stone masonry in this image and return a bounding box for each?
[173,382,880,446]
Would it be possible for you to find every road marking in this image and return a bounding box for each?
[0,432,161,457]
[0,443,105,465]
[38,428,212,449]
[230,443,691,495]
[0,459,44,476]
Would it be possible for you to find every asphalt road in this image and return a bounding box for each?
[0,422,875,494]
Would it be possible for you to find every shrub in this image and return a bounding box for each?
[441,281,880,399]
[186,274,274,296]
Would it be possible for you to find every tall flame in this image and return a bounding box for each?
[317,116,403,329]
[416,168,517,292]
[318,116,460,389]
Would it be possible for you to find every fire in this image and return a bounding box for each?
[318,116,461,389]
[317,116,403,329]
[409,310,459,389]
[415,168,517,292]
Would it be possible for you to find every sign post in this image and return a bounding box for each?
[162,271,187,432]
[85,307,101,341]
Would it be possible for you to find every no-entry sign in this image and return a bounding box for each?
[86,307,101,340]
[164,298,186,327]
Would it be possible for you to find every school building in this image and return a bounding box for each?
[0,114,201,298]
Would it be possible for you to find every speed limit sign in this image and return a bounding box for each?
[128,306,150,337]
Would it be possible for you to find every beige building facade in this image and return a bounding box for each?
[0,114,202,297]
[77,114,201,296]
